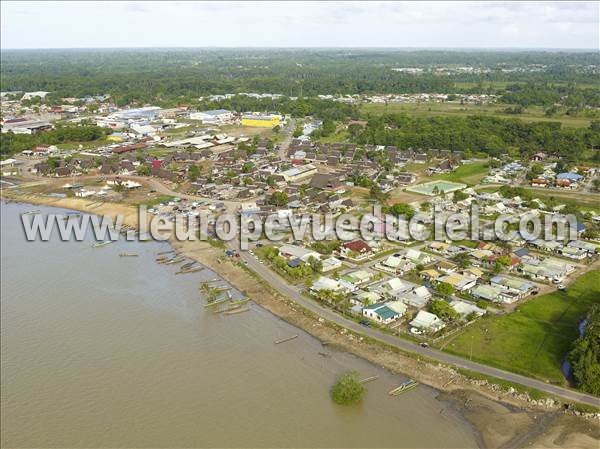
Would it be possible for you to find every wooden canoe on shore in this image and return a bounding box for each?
[275,335,298,345]
[204,297,229,307]
[176,266,204,274]
[224,307,250,315]
[389,379,419,396]
[214,304,242,314]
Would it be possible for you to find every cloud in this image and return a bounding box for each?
[1,1,598,49]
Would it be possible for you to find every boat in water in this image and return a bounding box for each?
[388,379,419,396]
[21,209,41,216]
[119,253,139,257]
[92,241,114,248]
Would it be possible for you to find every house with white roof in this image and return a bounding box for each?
[396,286,432,308]
[404,249,432,265]
[376,278,410,297]
[321,257,343,272]
[410,310,446,333]
[278,244,321,263]
[352,290,381,307]
[310,276,344,293]
[375,254,415,274]
[450,300,487,318]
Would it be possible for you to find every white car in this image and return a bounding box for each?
[410,327,423,335]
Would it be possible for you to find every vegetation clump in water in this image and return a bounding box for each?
[331,372,365,405]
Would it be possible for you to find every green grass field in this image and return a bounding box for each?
[318,130,350,144]
[441,270,600,386]
[476,185,600,212]
[432,161,489,185]
[360,102,594,128]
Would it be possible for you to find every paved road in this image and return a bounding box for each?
[12,158,599,406]
[277,118,296,160]
[231,239,600,407]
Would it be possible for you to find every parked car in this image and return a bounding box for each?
[359,320,371,327]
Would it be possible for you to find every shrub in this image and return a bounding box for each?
[330,372,365,405]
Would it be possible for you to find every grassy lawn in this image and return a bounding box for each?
[318,130,350,144]
[476,185,600,212]
[56,139,110,150]
[360,102,593,128]
[137,195,175,208]
[441,270,600,386]
[432,161,489,185]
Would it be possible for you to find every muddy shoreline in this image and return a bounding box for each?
[4,194,599,448]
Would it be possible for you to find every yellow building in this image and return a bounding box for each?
[241,114,281,128]
[107,133,126,142]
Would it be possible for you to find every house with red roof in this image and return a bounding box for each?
[336,239,375,261]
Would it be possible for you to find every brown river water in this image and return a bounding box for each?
[1,202,479,448]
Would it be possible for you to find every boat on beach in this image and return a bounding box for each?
[165,256,185,265]
[224,307,250,315]
[156,250,175,256]
[204,297,229,307]
[176,266,204,274]
[21,209,41,215]
[92,241,114,248]
[388,379,419,396]
[180,262,196,270]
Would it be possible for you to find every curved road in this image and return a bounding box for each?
[12,158,600,407]
[232,239,600,407]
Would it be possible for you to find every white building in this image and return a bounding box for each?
[189,109,235,124]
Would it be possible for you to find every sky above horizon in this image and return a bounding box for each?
[1,1,599,50]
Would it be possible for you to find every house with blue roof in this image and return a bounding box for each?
[362,302,401,324]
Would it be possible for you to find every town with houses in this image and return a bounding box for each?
[2,89,599,342]
[2,3,600,447]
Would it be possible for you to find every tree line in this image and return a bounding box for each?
[353,114,600,162]
[2,49,598,106]
[0,125,109,157]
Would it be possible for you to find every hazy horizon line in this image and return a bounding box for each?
[2,45,597,52]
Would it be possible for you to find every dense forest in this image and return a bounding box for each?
[352,114,600,162]
[569,305,600,396]
[2,49,599,106]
